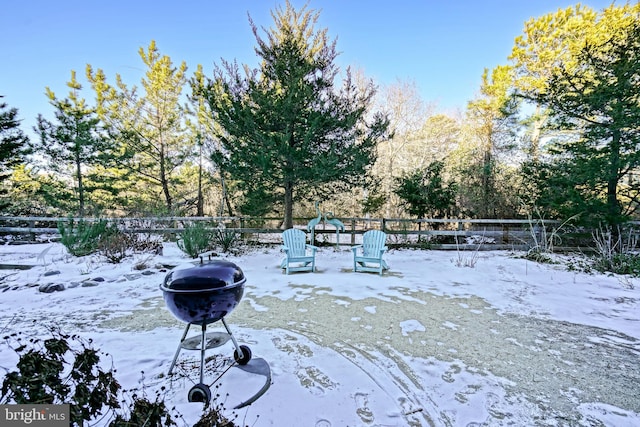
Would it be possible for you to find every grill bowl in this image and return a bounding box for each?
[160,260,246,325]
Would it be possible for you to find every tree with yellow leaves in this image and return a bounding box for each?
[512,3,640,226]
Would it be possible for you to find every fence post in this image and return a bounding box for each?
[351,218,356,245]
[240,217,247,240]
[29,219,37,242]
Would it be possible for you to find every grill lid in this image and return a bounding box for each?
[162,259,245,292]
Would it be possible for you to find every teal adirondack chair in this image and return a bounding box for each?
[280,228,318,274]
[352,230,389,275]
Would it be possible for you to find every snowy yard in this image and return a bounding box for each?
[0,242,638,426]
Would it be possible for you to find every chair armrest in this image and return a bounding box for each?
[306,244,318,253]
[352,245,362,254]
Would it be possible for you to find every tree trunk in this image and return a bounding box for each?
[283,180,294,229]
[75,152,85,217]
[528,106,547,161]
[196,144,204,216]
[219,173,233,217]
[607,129,622,224]
[386,151,394,218]
[158,146,172,213]
[481,137,493,218]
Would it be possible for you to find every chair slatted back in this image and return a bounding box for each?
[362,230,386,257]
[282,228,308,256]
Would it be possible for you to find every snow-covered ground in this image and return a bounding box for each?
[1,241,639,426]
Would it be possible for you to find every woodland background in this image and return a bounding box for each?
[1,2,640,231]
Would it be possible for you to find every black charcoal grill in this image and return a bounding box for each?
[160,258,252,404]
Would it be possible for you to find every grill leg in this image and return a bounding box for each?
[199,323,207,384]
[221,317,242,355]
[168,323,191,375]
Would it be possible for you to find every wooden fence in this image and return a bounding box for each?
[0,215,575,250]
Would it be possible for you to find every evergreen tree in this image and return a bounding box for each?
[516,3,640,226]
[87,40,191,214]
[394,161,457,228]
[509,5,597,160]
[0,96,30,210]
[199,1,389,228]
[186,64,230,217]
[35,71,108,216]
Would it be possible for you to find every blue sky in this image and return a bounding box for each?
[2,0,617,137]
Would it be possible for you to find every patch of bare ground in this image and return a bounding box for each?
[93,286,639,425]
[231,289,640,425]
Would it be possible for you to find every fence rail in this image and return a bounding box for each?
[0,215,578,250]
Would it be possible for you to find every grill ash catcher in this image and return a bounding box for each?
[160,256,270,406]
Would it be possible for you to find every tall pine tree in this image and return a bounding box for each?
[35,71,108,216]
[199,0,389,228]
[515,3,640,226]
[87,41,191,214]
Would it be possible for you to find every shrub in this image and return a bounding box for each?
[453,243,480,268]
[130,233,164,255]
[591,225,640,276]
[592,252,640,276]
[194,406,238,427]
[59,219,164,263]
[99,229,136,264]
[177,222,214,258]
[58,219,110,257]
[0,327,240,426]
[522,250,558,264]
[0,327,175,426]
[519,207,579,263]
[212,227,240,254]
